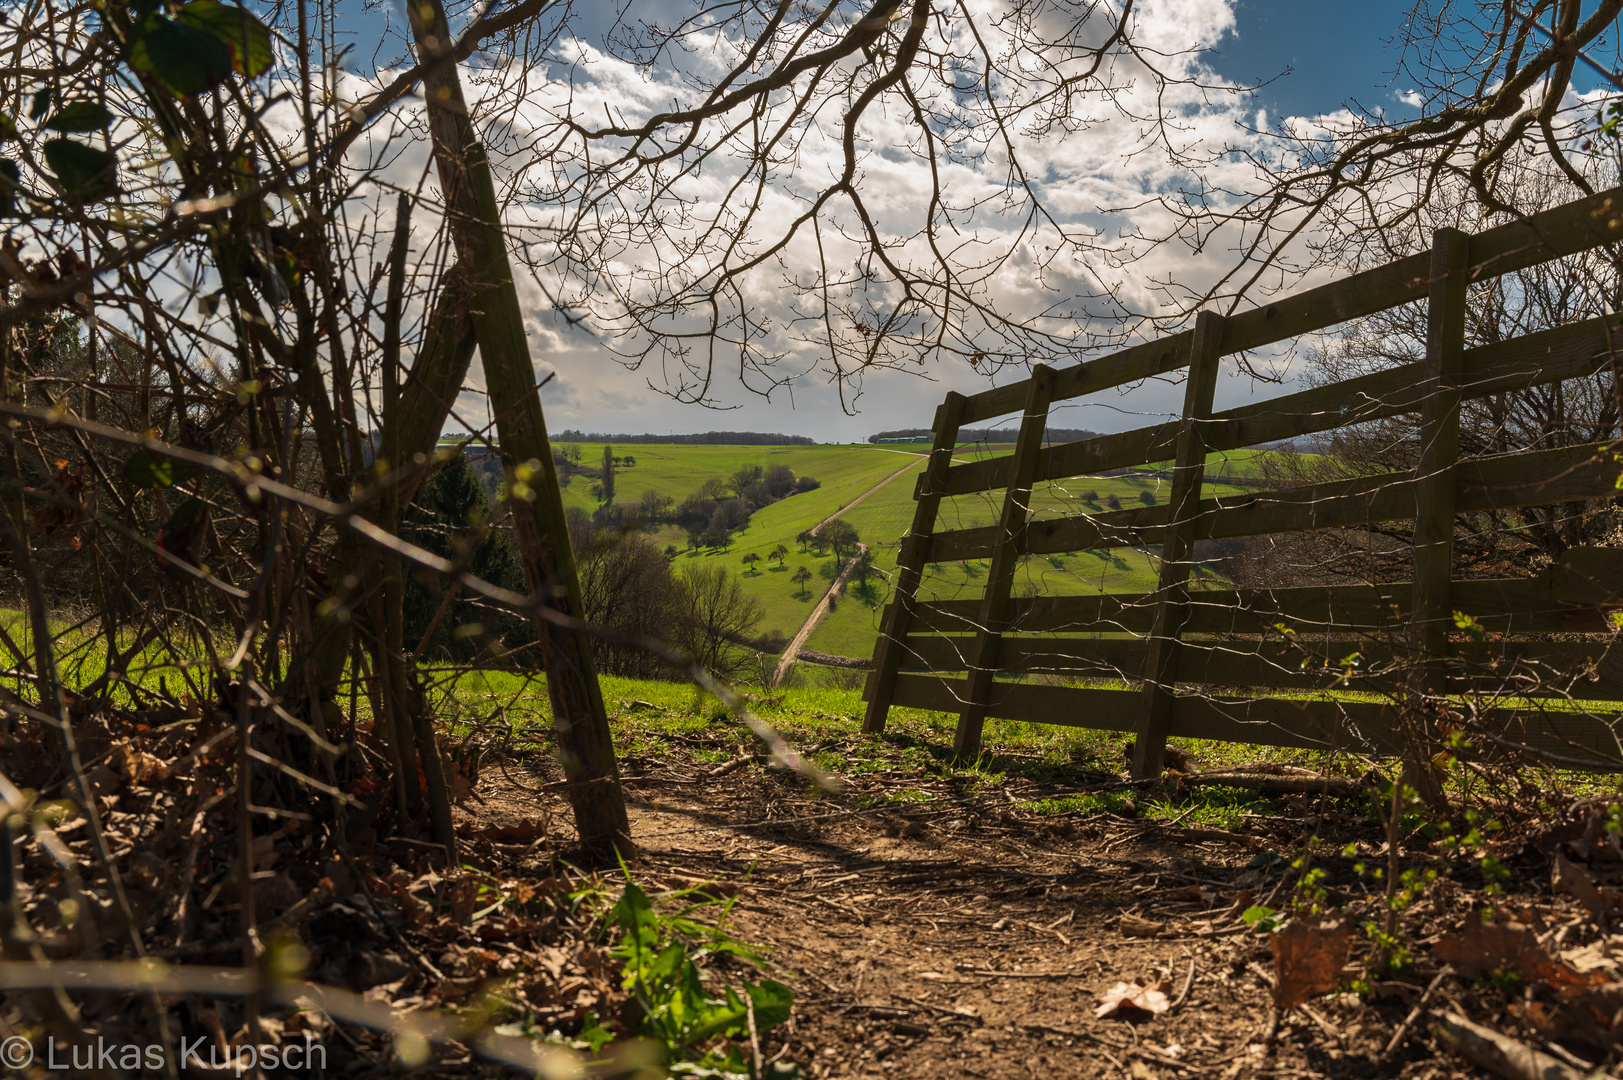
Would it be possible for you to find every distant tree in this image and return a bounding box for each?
[639,488,673,523]
[795,530,813,553]
[1105,494,1123,511]
[577,534,685,679]
[821,519,860,559]
[401,453,527,661]
[675,564,764,681]
[791,565,813,599]
[764,464,796,498]
[567,444,583,465]
[742,552,762,574]
[623,455,637,467]
[601,444,616,503]
[730,463,764,498]
[853,549,875,586]
[701,528,727,551]
[687,528,704,553]
[1138,490,1157,506]
[793,476,821,493]
[770,543,789,568]
[810,533,829,556]
[664,544,679,561]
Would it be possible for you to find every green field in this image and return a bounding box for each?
[536,441,1304,663]
[552,443,927,644]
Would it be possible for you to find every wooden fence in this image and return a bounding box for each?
[861,191,1623,779]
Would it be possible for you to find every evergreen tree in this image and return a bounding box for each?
[400,453,527,661]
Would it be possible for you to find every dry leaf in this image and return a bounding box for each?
[1554,853,1610,918]
[1096,978,1172,1020]
[111,741,169,787]
[1271,917,1352,1011]
[1433,918,1607,993]
[1120,913,1167,938]
[479,818,547,845]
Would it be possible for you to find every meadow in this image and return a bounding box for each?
[532,440,1288,665]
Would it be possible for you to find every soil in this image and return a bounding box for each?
[460,735,1551,1080]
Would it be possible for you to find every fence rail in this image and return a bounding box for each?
[861,187,1623,777]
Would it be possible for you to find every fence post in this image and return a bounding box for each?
[862,393,968,734]
[1408,227,1470,795]
[951,366,1055,759]
[1132,312,1225,780]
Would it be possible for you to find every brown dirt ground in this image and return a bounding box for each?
[459,736,1569,1080]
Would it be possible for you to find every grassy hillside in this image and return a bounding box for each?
[532,441,1306,663]
[553,443,927,643]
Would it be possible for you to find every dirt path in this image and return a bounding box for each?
[770,455,924,687]
[464,734,1474,1080]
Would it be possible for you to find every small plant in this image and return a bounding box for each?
[579,871,798,1077]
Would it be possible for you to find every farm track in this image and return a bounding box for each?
[771,455,925,686]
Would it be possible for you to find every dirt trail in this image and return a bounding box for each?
[467,739,1442,1080]
[771,454,924,687]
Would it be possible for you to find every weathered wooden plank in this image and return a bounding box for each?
[930,311,1621,502]
[1220,253,1433,357]
[899,635,1623,702]
[1467,185,1623,280]
[954,367,1055,758]
[929,439,1623,563]
[1412,227,1470,708]
[955,334,1194,427]
[921,420,1182,499]
[876,670,1623,767]
[1137,312,1225,778]
[895,557,1623,638]
[947,186,1623,441]
[862,391,968,735]
[1204,314,1619,453]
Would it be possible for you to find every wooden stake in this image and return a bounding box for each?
[1133,311,1224,780]
[410,0,630,855]
[952,367,1055,759]
[862,392,967,735]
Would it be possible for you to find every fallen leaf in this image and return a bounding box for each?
[479,818,547,845]
[1555,853,1610,918]
[1271,918,1352,1011]
[1096,978,1172,1020]
[1120,913,1166,938]
[1433,918,1607,993]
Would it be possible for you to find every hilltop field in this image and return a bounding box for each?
[524,440,1284,674]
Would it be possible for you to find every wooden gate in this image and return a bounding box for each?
[861,193,1623,778]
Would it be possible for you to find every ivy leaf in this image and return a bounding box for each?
[0,159,19,217]
[126,12,234,98]
[176,0,275,79]
[44,101,114,133]
[124,449,201,489]
[28,89,50,122]
[42,139,118,202]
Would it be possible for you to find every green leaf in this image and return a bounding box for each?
[0,160,18,218]
[176,0,275,78]
[124,450,201,489]
[1240,904,1279,931]
[127,13,234,98]
[745,979,794,1030]
[42,139,118,202]
[0,114,17,141]
[44,101,114,133]
[28,89,50,122]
